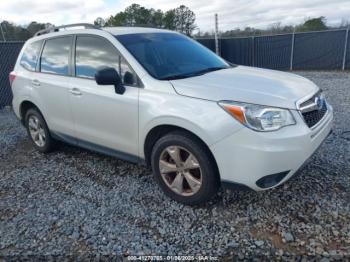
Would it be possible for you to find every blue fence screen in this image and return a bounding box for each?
[293,30,346,70]
[0,29,349,107]
[197,29,349,71]
[0,42,24,108]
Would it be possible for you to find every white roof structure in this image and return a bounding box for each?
[103,27,173,35]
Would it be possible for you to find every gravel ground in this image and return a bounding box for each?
[0,71,349,260]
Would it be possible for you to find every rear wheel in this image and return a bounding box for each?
[25,108,55,153]
[151,131,219,205]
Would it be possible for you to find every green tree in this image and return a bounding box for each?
[106,4,153,26]
[27,22,48,36]
[103,4,196,35]
[94,17,106,27]
[0,21,49,41]
[163,9,176,30]
[124,4,145,25]
[174,5,196,35]
[106,12,127,26]
[0,21,28,40]
[296,17,328,32]
[150,9,164,28]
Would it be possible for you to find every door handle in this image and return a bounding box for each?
[69,88,82,96]
[31,79,40,87]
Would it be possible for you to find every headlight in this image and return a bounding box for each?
[218,101,296,131]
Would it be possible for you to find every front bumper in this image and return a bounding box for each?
[210,104,334,191]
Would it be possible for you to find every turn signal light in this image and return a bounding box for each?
[221,104,245,124]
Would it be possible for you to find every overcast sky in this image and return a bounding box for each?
[1,0,349,32]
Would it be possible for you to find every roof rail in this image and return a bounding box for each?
[34,23,100,37]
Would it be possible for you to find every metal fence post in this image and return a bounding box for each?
[290,31,295,70]
[342,28,349,71]
[252,36,255,67]
[214,14,220,56]
[0,22,5,42]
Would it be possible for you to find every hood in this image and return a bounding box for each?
[170,66,319,109]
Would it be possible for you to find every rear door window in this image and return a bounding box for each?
[75,35,138,86]
[20,40,43,71]
[40,36,72,76]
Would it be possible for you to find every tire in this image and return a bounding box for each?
[25,108,55,153]
[151,131,220,205]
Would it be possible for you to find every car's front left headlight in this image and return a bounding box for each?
[218,101,296,132]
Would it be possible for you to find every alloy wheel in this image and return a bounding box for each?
[159,145,202,196]
[28,115,46,147]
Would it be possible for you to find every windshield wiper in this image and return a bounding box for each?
[193,66,229,76]
[160,66,228,80]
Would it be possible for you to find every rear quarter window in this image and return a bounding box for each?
[20,40,43,71]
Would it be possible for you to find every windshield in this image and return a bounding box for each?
[115,33,230,80]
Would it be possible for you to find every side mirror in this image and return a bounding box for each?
[95,67,125,95]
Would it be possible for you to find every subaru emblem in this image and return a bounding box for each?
[315,96,323,110]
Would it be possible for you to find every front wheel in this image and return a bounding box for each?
[151,131,220,205]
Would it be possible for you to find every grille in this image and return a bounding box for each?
[299,91,321,108]
[301,101,327,128]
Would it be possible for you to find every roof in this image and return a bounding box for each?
[31,24,176,42]
[102,27,174,35]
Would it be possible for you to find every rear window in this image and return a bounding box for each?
[40,36,72,76]
[20,40,43,71]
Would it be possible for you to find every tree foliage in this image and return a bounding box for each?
[0,21,48,41]
[162,9,176,30]
[296,16,328,32]
[174,5,196,35]
[0,9,341,41]
[196,16,330,38]
[0,4,196,41]
[94,17,106,27]
[105,4,196,35]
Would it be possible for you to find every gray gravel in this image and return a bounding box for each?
[0,71,350,260]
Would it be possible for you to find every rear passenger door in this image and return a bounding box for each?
[36,36,76,138]
[69,35,139,157]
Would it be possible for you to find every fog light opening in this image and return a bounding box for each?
[256,171,290,189]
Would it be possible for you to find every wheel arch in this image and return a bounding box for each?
[143,124,220,181]
[19,100,43,124]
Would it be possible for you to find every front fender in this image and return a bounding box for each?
[142,115,212,147]
[138,89,243,158]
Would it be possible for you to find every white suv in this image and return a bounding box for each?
[11,24,333,205]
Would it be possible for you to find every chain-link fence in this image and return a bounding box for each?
[197,29,350,71]
[0,29,349,107]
